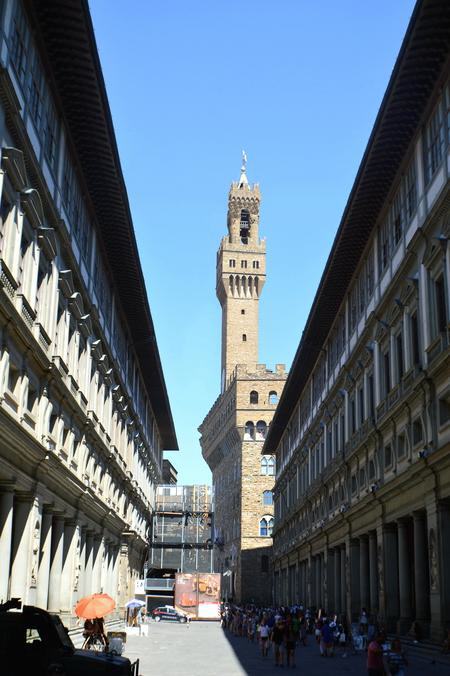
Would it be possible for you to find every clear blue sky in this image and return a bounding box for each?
[89,0,416,485]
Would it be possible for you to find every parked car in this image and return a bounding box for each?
[0,599,138,675]
[151,606,187,623]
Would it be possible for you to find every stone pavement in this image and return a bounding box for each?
[120,621,450,676]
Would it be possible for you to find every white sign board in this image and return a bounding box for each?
[134,578,145,595]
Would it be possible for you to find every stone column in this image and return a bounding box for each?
[369,531,378,614]
[383,524,399,631]
[100,540,108,595]
[36,510,53,609]
[340,546,346,618]
[84,531,94,595]
[317,554,325,608]
[327,549,335,612]
[437,502,450,633]
[350,539,360,620]
[61,521,76,612]
[397,519,412,631]
[334,547,341,613]
[306,554,312,607]
[113,545,120,603]
[413,511,429,623]
[10,496,33,601]
[92,534,102,594]
[0,487,14,603]
[359,535,370,611]
[48,516,65,612]
[78,527,87,600]
[315,556,321,608]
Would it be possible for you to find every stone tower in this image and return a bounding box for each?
[216,155,266,390]
[200,155,287,605]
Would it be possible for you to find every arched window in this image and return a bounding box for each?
[263,490,273,506]
[259,516,274,537]
[240,209,250,244]
[256,420,267,440]
[268,456,276,475]
[269,391,279,405]
[260,456,268,475]
[250,390,258,404]
[244,421,255,440]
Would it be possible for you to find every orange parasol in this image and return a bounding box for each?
[74,593,116,619]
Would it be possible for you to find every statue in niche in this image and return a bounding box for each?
[30,520,41,588]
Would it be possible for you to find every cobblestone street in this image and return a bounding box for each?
[119,622,450,676]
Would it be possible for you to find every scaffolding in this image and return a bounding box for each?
[149,485,214,574]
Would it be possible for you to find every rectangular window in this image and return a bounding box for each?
[368,373,374,419]
[435,275,447,334]
[241,260,247,269]
[424,100,445,184]
[350,396,356,434]
[28,46,44,129]
[10,3,29,86]
[411,312,420,365]
[379,220,391,273]
[366,253,374,299]
[404,160,417,219]
[43,98,58,170]
[392,190,404,247]
[396,332,404,382]
[384,444,393,468]
[382,349,391,397]
[358,385,365,424]
[349,285,358,333]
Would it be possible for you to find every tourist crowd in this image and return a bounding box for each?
[220,604,409,675]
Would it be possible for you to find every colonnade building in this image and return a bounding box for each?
[199,160,287,604]
[264,0,450,641]
[0,0,178,624]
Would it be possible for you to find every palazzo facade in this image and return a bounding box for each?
[0,0,177,624]
[265,0,450,641]
[199,160,287,604]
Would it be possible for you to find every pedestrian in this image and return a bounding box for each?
[367,634,385,676]
[385,637,408,676]
[320,618,334,658]
[259,618,270,658]
[360,607,369,636]
[284,615,297,668]
[271,619,285,667]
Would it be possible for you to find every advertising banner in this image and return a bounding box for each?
[174,572,221,620]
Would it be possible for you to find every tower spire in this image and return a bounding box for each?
[238,149,249,187]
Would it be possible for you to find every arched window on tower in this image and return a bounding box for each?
[259,516,274,537]
[263,490,273,506]
[240,209,250,244]
[250,391,258,404]
[256,420,267,440]
[269,391,279,405]
[268,456,276,475]
[244,421,255,440]
[261,456,268,475]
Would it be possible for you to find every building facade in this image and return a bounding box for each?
[0,0,177,624]
[265,0,450,641]
[199,159,287,604]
